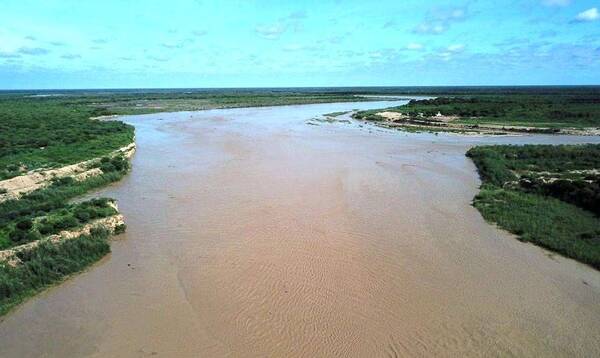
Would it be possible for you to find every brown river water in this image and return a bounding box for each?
[1,100,600,357]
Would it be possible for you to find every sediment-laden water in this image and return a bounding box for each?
[1,101,599,357]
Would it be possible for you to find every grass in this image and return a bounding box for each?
[467,144,600,269]
[0,228,111,316]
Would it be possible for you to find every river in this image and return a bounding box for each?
[1,100,599,357]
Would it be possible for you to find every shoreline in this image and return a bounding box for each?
[1,97,599,356]
[0,141,135,316]
[355,110,600,136]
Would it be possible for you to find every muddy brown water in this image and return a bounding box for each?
[1,101,600,357]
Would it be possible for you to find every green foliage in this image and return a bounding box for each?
[468,144,600,173]
[466,147,517,186]
[0,168,125,224]
[474,186,600,269]
[96,155,130,173]
[468,144,600,269]
[0,157,125,250]
[0,230,110,316]
[0,97,134,180]
[409,96,600,127]
[323,111,350,117]
[114,223,126,234]
[467,144,600,214]
[356,94,600,128]
[0,89,392,179]
[0,183,120,250]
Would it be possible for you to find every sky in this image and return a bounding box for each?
[1,0,599,89]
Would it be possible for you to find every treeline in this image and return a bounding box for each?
[383,94,600,127]
[0,96,134,179]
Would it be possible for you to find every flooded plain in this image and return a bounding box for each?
[1,100,600,357]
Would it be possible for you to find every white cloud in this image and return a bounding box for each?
[0,51,20,58]
[406,43,423,50]
[283,43,303,51]
[447,44,465,53]
[60,54,81,60]
[413,6,468,35]
[413,23,446,34]
[437,44,465,61]
[18,47,49,55]
[255,23,286,40]
[575,8,599,22]
[161,42,184,49]
[369,51,383,59]
[542,0,571,7]
[288,11,306,20]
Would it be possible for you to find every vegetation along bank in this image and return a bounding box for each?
[0,88,393,316]
[353,94,600,135]
[467,144,600,269]
[0,94,136,316]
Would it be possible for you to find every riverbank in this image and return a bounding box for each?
[0,91,404,316]
[0,148,133,314]
[353,95,600,135]
[467,144,600,269]
[0,94,136,314]
[1,101,598,357]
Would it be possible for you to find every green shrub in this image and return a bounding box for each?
[15,219,33,231]
[114,223,126,234]
[74,210,91,222]
[0,230,111,315]
[468,144,600,269]
[474,186,600,269]
[38,223,54,236]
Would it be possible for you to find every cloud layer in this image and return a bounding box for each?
[0,0,599,88]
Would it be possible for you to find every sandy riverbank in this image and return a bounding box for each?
[368,111,600,135]
[0,143,135,203]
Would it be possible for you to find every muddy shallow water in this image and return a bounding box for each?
[1,101,600,357]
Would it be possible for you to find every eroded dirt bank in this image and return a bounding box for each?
[0,102,599,357]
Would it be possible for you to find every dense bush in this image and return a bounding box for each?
[466,148,517,186]
[97,155,129,173]
[467,144,600,269]
[0,229,110,315]
[0,96,134,180]
[358,94,600,128]
[521,177,600,216]
[0,183,120,249]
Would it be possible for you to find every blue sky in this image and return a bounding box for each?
[1,0,599,89]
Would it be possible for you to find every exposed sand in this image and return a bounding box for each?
[0,101,599,357]
[373,111,600,135]
[0,143,136,202]
[0,212,125,266]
